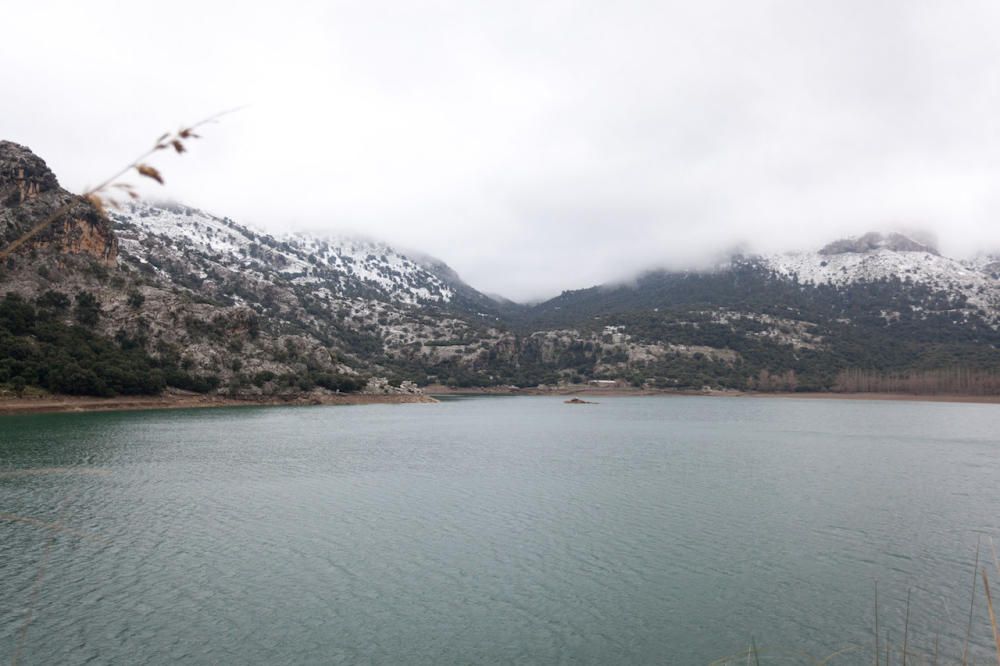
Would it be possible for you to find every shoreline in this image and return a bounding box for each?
[744,391,1000,404]
[0,391,437,416]
[3,386,999,416]
[427,385,1000,405]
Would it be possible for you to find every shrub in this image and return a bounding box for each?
[74,291,100,327]
[0,292,167,396]
[37,290,70,310]
[314,373,364,393]
[252,370,276,387]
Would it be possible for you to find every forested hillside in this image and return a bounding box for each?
[4,139,1000,397]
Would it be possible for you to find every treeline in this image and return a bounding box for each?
[0,291,217,397]
[0,288,374,398]
[749,369,800,392]
[833,367,1000,395]
[0,291,166,395]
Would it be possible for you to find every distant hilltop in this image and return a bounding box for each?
[3,140,1000,399]
[0,140,117,264]
[818,231,939,256]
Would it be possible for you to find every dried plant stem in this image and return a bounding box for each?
[0,202,73,261]
[966,537,983,666]
[876,580,881,666]
[0,107,239,262]
[818,645,865,664]
[902,588,911,666]
[991,538,1000,580]
[10,532,55,666]
[0,512,108,543]
[5,500,107,666]
[983,568,1000,666]
[77,105,240,199]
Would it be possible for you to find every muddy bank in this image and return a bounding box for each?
[426,384,1000,405]
[0,391,437,416]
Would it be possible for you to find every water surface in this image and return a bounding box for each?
[1,396,998,664]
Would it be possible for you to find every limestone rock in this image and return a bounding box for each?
[0,141,117,264]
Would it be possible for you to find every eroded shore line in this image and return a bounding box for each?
[0,392,437,416]
[427,385,1000,405]
[3,387,999,416]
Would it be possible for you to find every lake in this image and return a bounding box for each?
[1,395,998,664]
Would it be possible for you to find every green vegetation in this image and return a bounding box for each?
[461,264,1000,392]
[11,199,1000,397]
[0,291,164,396]
[0,291,217,397]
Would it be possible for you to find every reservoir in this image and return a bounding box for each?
[1,395,998,664]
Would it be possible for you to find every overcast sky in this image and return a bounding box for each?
[4,1,1000,301]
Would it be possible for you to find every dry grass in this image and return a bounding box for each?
[2,503,110,666]
[983,569,1000,665]
[1,116,234,664]
[0,108,238,262]
[712,539,1000,665]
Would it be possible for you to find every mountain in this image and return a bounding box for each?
[108,200,512,384]
[3,140,1000,398]
[764,232,1000,323]
[817,231,938,255]
[1,141,116,263]
[0,141,505,397]
[110,201,495,311]
[514,234,1000,390]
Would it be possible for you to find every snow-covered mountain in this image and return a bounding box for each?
[760,232,1000,322]
[6,134,1000,397]
[89,200,508,389]
[111,201,485,308]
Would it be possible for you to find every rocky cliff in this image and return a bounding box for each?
[818,231,938,256]
[4,141,1000,398]
[0,140,117,264]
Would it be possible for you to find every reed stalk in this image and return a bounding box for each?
[876,580,880,666]
[965,537,983,665]
[902,588,911,666]
[0,108,238,262]
[983,568,1000,665]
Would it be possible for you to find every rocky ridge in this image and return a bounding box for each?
[760,234,1000,323]
[0,141,116,264]
[4,141,1000,396]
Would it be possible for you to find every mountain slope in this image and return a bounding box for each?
[0,140,512,397]
[511,234,1000,390]
[4,140,1000,397]
[111,202,491,308]
[107,201,509,380]
[1,144,446,396]
[763,233,1000,323]
[0,141,116,263]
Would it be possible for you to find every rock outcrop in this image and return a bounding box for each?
[818,232,938,256]
[363,377,423,395]
[0,141,117,264]
[0,141,60,205]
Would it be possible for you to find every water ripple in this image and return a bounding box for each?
[1,396,999,663]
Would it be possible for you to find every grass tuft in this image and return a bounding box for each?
[0,108,239,261]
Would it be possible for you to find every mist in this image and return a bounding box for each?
[4,0,1000,301]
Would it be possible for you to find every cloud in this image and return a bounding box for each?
[4,0,1000,301]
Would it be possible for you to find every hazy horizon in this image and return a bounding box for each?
[5,1,1000,300]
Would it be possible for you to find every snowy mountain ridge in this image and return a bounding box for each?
[12,137,1000,396]
[759,232,1000,321]
[110,201,469,307]
[115,206,1000,321]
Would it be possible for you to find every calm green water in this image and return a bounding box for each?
[1,396,998,664]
